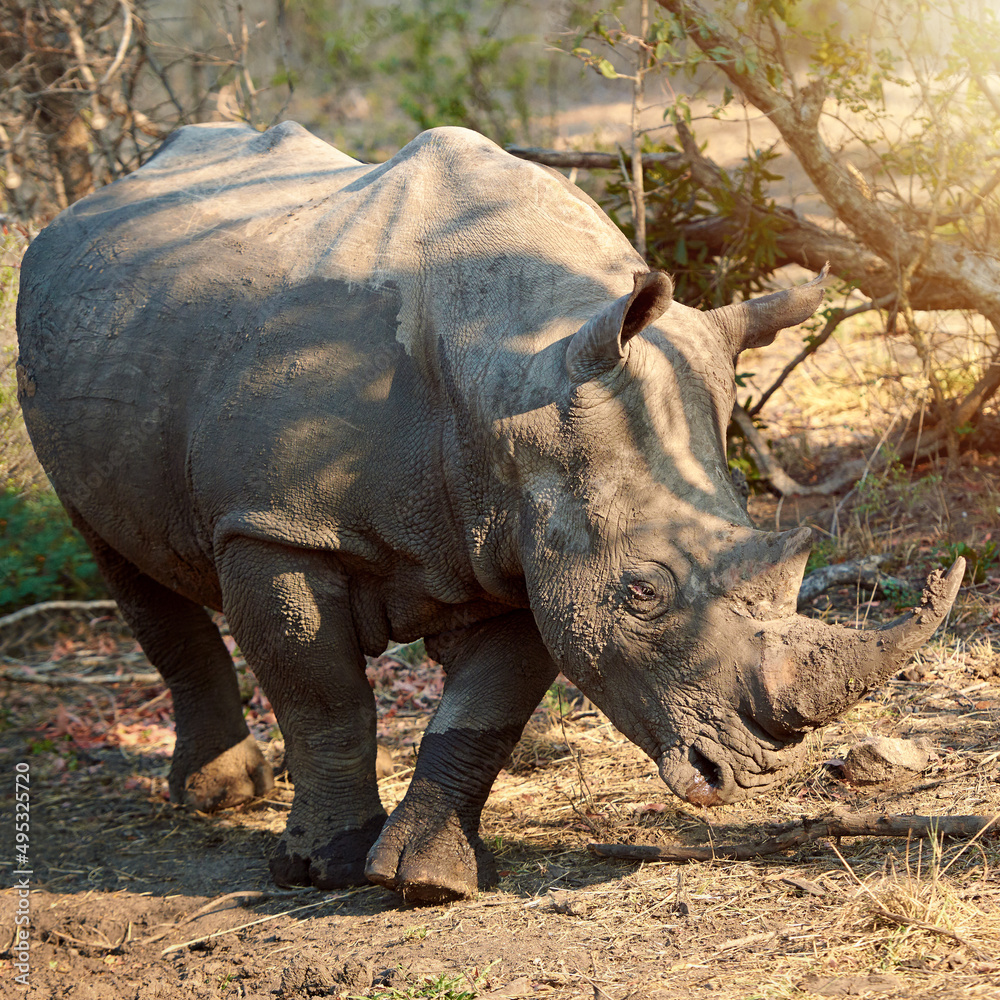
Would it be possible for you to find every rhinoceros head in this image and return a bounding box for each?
[513,268,962,805]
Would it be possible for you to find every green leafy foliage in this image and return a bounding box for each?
[936,540,1000,586]
[725,434,763,491]
[289,0,543,147]
[640,142,787,307]
[564,4,686,78]
[854,461,942,522]
[383,638,428,666]
[0,486,107,615]
[878,577,922,611]
[804,539,838,575]
[348,963,498,999]
[573,31,790,309]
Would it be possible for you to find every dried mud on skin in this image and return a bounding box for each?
[1,551,999,999]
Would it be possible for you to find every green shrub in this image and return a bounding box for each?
[0,486,107,615]
[937,540,1000,586]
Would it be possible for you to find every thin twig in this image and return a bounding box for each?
[159,890,366,956]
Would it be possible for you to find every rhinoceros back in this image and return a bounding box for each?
[16,120,641,606]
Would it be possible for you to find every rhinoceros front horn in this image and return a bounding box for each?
[755,558,965,734]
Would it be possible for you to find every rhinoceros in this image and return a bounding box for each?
[16,121,962,903]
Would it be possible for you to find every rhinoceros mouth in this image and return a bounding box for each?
[656,723,802,807]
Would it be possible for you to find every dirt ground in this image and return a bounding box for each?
[1,445,999,1000]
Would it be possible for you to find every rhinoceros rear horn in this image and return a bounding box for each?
[710,263,830,358]
[566,270,673,382]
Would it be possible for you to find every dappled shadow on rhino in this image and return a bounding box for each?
[16,121,963,905]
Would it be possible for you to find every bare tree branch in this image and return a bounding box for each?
[99,0,134,87]
[505,146,685,171]
[0,1,280,221]
[731,404,865,496]
[507,142,984,312]
[657,0,1000,325]
[630,0,649,259]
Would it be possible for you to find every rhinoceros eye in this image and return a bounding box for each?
[626,578,664,618]
[628,580,657,602]
[624,568,677,619]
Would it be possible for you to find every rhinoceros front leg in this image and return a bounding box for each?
[218,538,387,889]
[78,526,273,811]
[365,611,558,904]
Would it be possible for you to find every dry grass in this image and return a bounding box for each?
[462,631,999,998]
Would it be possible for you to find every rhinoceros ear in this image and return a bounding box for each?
[710,263,829,358]
[566,270,673,382]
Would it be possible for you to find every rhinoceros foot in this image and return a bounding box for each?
[270,812,388,890]
[364,780,498,904]
[170,733,274,812]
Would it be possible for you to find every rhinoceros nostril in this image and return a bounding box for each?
[691,747,720,784]
[683,748,724,806]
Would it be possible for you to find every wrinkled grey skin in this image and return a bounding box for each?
[16,122,962,904]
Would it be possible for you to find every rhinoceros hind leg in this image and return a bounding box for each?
[365,612,558,903]
[178,733,274,812]
[75,523,274,811]
[218,537,387,892]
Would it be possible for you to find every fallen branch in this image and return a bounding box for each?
[0,668,160,686]
[732,401,973,497]
[589,812,999,863]
[796,554,909,607]
[0,599,120,631]
[505,145,685,171]
[731,404,865,495]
